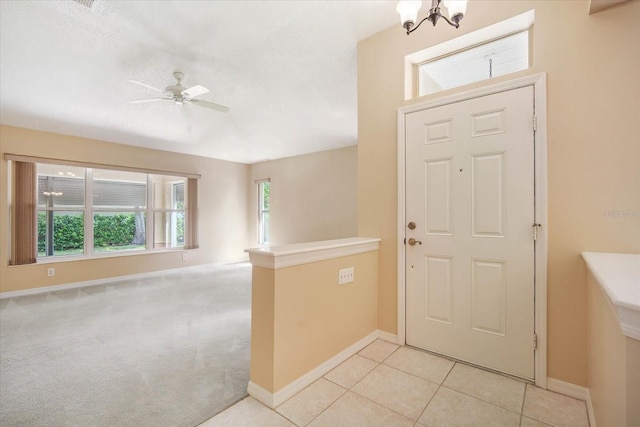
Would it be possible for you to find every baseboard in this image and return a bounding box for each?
[247,382,275,408]
[0,262,245,299]
[547,377,596,427]
[546,377,588,400]
[377,329,400,344]
[249,330,397,408]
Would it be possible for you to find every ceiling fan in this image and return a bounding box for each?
[128,71,230,113]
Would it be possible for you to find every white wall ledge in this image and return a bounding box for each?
[582,252,640,340]
[245,237,381,269]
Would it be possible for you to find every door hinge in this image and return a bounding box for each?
[533,115,538,132]
[532,223,542,241]
[533,333,538,350]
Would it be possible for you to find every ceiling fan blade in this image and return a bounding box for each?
[128,79,165,93]
[129,98,170,104]
[189,99,230,113]
[182,85,209,98]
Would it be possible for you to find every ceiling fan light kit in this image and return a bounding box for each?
[129,71,230,113]
[397,0,468,34]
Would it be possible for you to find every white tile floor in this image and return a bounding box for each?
[201,340,589,427]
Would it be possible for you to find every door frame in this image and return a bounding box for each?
[396,73,548,388]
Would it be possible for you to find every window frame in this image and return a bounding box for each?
[37,170,86,257]
[169,181,185,248]
[88,168,149,255]
[6,154,199,264]
[415,28,531,97]
[257,179,270,246]
[402,10,535,101]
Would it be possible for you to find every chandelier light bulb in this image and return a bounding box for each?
[443,0,468,23]
[397,1,422,30]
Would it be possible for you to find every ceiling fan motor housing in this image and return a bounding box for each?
[128,71,229,113]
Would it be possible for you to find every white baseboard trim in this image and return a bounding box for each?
[546,377,588,400]
[377,329,400,344]
[0,262,247,300]
[246,382,275,408]
[249,330,397,408]
[547,377,596,427]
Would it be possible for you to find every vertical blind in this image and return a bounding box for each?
[185,178,199,249]
[11,162,37,265]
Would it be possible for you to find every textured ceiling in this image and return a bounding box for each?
[0,0,399,164]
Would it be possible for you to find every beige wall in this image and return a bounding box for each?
[249,146,357,246]
[358,0,640,387]
[587,270,640,426]
[0,125,251,293]
[627,338,640,427]
[250,266,276,392]
[1,128,358,293]
[250,250,378,393]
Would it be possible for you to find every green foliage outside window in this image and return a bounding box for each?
[176,215,185,244]
[262,183,270,209]
[38,212,84,252]
[93,214,138,247]
[38,212,144,254]
[175,202,185,245]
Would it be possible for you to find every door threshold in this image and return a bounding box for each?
[404,343,535,384]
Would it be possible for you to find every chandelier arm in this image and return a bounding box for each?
[438,13,460,28]
[402,0,462,35]
[406,15,434,35]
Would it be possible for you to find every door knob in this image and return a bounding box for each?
[408,238,422,246]
[408,222,416,230]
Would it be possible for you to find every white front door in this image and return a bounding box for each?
[405,86,536,380]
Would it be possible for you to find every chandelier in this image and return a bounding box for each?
[397,0,468,34]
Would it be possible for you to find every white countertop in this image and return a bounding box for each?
[245,237,381,269]
[582,252,640,340]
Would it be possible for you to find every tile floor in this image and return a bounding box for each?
[201,340,589,427]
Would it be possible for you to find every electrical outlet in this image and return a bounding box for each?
[47,268,55,277]
[338,267,354,285]
[182,253,188,261]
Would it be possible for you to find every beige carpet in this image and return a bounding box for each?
[0,262,251,427]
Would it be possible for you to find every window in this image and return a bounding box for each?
[7,156,198,264]
[92,168,147,254]
[151,175,186,249]
[257,180,270,245]
[37,164,85,257]
[403,10,535,100]
[418,30,530,96]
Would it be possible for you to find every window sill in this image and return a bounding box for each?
[32,247,191,265]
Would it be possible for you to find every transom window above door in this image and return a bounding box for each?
[403,10,534,100]
[418,30,530,96]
